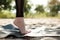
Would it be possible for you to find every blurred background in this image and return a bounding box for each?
[24,0,60,18]
[0,0,60,18]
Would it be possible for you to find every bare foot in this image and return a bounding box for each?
[21,31,31,35]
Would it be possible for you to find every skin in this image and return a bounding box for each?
[14,17,30,34]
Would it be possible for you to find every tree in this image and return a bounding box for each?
[48,0,60,17]
[48,0,58,5]
[0,0,31,18]
[35,5,44,14]
[24,0,31,15]
[0,0,16,18]
[0,0,13,11]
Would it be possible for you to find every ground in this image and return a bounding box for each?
[0,18,60,40]
[0,18,60,25]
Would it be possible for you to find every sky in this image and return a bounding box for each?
[29,0,49,7]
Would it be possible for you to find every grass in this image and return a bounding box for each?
[24,12,60,19]
[0,11,60,19]
[0,10,16,19]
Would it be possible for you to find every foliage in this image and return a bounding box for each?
[48,0,60,17]
[24,0,31,15]
[35,5,44,14]
[1,0,60,18]
[0,10,15,18]
[0,0,13,11]
[0,0,16,18]
[48,0,58,5]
